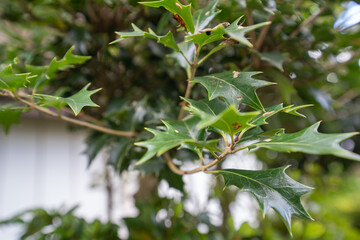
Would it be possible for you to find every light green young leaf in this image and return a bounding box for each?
[140,0,195,33]
[183,98,258,136]
[193,0,220,33]
[35,83,101,116]
[112,24,180,52]
[26,47,91,90]
[63,84,101,116]
[217,166,313,234]
[282,104,313,118]
[191,71,274,110]
[253,122,360,161]
[0,65,31,91]
[135,117,205,165]
[224,17,271,48]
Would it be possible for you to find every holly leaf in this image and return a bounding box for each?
[62,83,101,115]
[193,0,220,33]
[0,65,31,91]
[183,98,258,136]
[224,17,271,48]
[216,166,313,234]
[191,71,274,110]
[111,24,180,52]
[253,122,360,161]
[135,117,203,165]
[0,108,22,134]
[26,47,91,90]
[139,0,195,33]
[35,83,101,115]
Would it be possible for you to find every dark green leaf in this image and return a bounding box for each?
[0,65,30,91]
[139,0,195,33]
[192,71,274,110]
[217,166,313,233]
[253,122,360,161]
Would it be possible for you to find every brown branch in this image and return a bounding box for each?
[10,93,137,137]
[290,2,331,38]
[246,9,256,46]
[254,14,275,51]
[164,146,233,175]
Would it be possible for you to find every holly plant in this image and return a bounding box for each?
[1,0,359,235]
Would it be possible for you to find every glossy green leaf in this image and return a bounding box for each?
[135,117,203,165]
[35,83,101,115]
[112,24,180,52]
[253,122,360,161]
[191,71,274,110]
[224,17,271,48]
[217,166,313,233]
[257,51,287,71]
[0,65,30,91]
[183,98,258,136]
[139,0,195,33]
[193,0,220,33]
[26,47,91,89]
[0,108,22,134]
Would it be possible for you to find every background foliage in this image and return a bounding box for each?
[1,0,360,239]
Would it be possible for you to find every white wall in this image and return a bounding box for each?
[0,118,114,238]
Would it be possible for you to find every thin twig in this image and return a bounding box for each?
[290,2,330,38]
[178,45,200,120]
[11,94,137,137]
